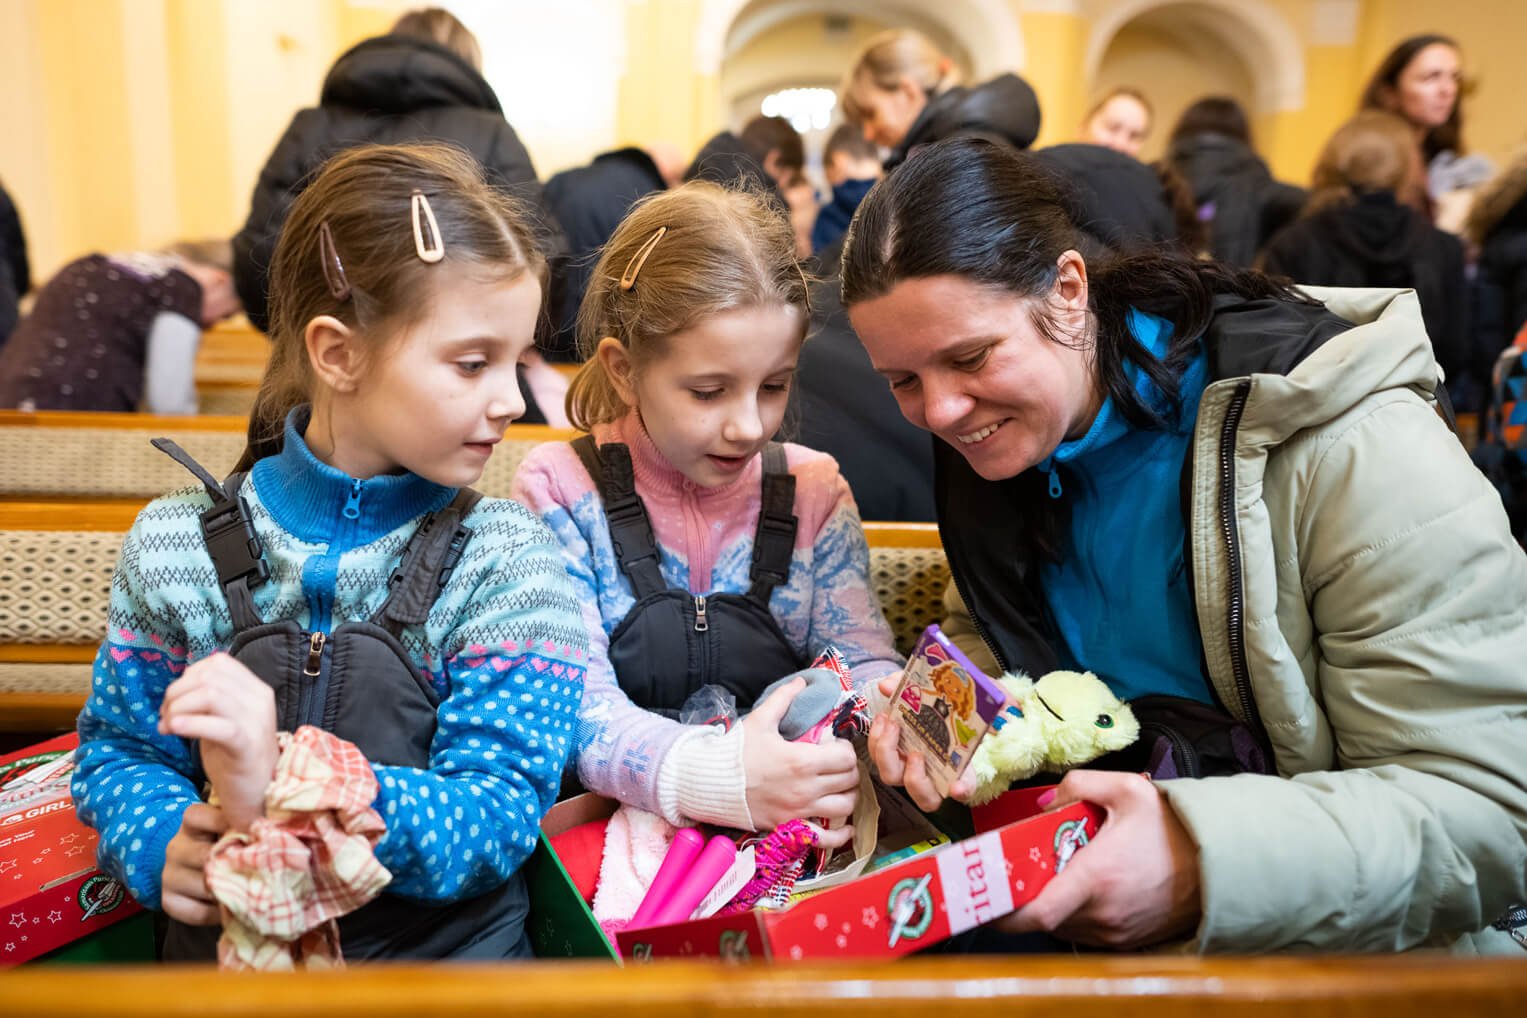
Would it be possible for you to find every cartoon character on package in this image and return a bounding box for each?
[887,625,1007,797]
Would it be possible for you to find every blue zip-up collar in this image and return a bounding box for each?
[1039,308,1199,498]
[250,405,456,549]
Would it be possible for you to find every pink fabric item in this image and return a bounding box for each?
[591,805,677,937]
[719,820,819,914]
[204,726,391,971]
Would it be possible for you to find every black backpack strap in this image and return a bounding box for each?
[151,438,268,632]
[747,442,798,604]
[372,487,484,637]
[573,435,666,599]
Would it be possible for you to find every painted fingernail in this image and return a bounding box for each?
[1036,789,1057,808]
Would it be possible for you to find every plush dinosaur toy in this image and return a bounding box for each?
[967,670,1140,806]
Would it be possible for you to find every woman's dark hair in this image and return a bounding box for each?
[1359,34,1463,161]
[841,136,1296,435]
[1168,95,1251,145]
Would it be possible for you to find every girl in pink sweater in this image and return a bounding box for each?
[512,183,901,843]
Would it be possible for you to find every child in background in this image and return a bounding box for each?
[0,241,240,414]
[512,182,901,845]
[71,143,587,962]
[811,125,883,257]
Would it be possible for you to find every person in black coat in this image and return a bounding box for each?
[0,179,30,346]
[684,115,804,198]
[541,146,682,360]
[231,9,550,334]
[1165,96,1305,268]
[1259,112,1467,393]
[838,29,1041,171]
[1467,149,1527,388]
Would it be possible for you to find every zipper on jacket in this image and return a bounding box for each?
[693,595,709,632]
[342,480,363,521]
[296,630,326,726]
[1216,381,1264,734]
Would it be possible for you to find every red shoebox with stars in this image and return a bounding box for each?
[613,787,1104,962]
[0,733,142,966]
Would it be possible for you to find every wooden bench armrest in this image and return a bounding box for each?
[2,955,1523,1016]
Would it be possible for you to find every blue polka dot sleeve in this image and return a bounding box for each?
[71,528,201,912]
[368,503,588,903]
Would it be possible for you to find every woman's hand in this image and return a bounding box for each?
[159,802,228,925]
[742,677,861,848]
[996,770,1202,948]
[867,674,975,810]
[158,652,278,831]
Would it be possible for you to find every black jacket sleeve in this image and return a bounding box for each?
[232,110,331,334]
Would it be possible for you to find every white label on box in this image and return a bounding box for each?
[934,830,1014,935]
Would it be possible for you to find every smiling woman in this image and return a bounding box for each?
[841,136,1527,956]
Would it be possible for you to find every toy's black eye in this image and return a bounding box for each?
[1095,714,1114,728]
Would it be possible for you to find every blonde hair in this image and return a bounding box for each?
[391,7,482,71]
[566,182,809,432]
[840,29,957,124]
[1306,111,1420,215]
[240,142,544,470]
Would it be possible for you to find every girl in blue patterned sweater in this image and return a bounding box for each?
[71,144,587,961]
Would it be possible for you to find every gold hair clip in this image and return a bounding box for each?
[318,221,351,301]
[619,226,667,292]
[411,190,445,264]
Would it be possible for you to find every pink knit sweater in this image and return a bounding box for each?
[511,413,901,827]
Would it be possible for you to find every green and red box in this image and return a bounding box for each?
[0,733,144,966]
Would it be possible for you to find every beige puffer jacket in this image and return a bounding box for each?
[947,287,1527,952]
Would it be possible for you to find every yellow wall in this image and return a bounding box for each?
[4,0,1527,289]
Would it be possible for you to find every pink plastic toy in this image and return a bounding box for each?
[628,827,704,929]
[648,834,738,926]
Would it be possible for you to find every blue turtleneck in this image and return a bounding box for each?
[250,406,456,631]
[1038,309,1213,704]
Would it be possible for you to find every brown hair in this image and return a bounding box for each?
[164,238,233,273]
[391,7,482,71]
[740,115,805,173]
[840,29,958,125]
[824,123,879,167]
[1359,34,1464,161]
[566,181,809,431]
[1168,95,1251,145]
[1085,87,1153,127]
[239,142,544,470]
[1306,111,1420,215]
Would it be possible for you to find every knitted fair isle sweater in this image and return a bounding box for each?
[510,412,902,829]
[72,412,589,910]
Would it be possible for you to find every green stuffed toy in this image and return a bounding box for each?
[967,671,1140,806]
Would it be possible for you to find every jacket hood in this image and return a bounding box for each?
[1309,192,1423,266]
[321,34,502,115]
[1168,133,1271,204]
[891,73,1041,167]
[1227,286,1440,450]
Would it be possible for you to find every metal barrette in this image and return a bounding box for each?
[411,190,445,264]
[318,221,351,301]
[619,226,667,292]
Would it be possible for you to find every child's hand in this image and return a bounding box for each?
[741,677,861,837]
[158,652,278,831]
[868,674,975,811]
[160,802,228,926]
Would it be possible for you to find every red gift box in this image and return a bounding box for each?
[530,786,1103,963]
[0,734,143,966]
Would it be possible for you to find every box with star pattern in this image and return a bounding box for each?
[528,787,1104,963]
[0,733,143,966]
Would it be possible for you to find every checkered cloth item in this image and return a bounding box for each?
[204,726,392,971]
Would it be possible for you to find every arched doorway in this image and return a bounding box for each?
[1085,0,1303,162]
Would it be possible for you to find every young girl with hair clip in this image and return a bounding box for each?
[72,142,588,963]
[511,182,901,844]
